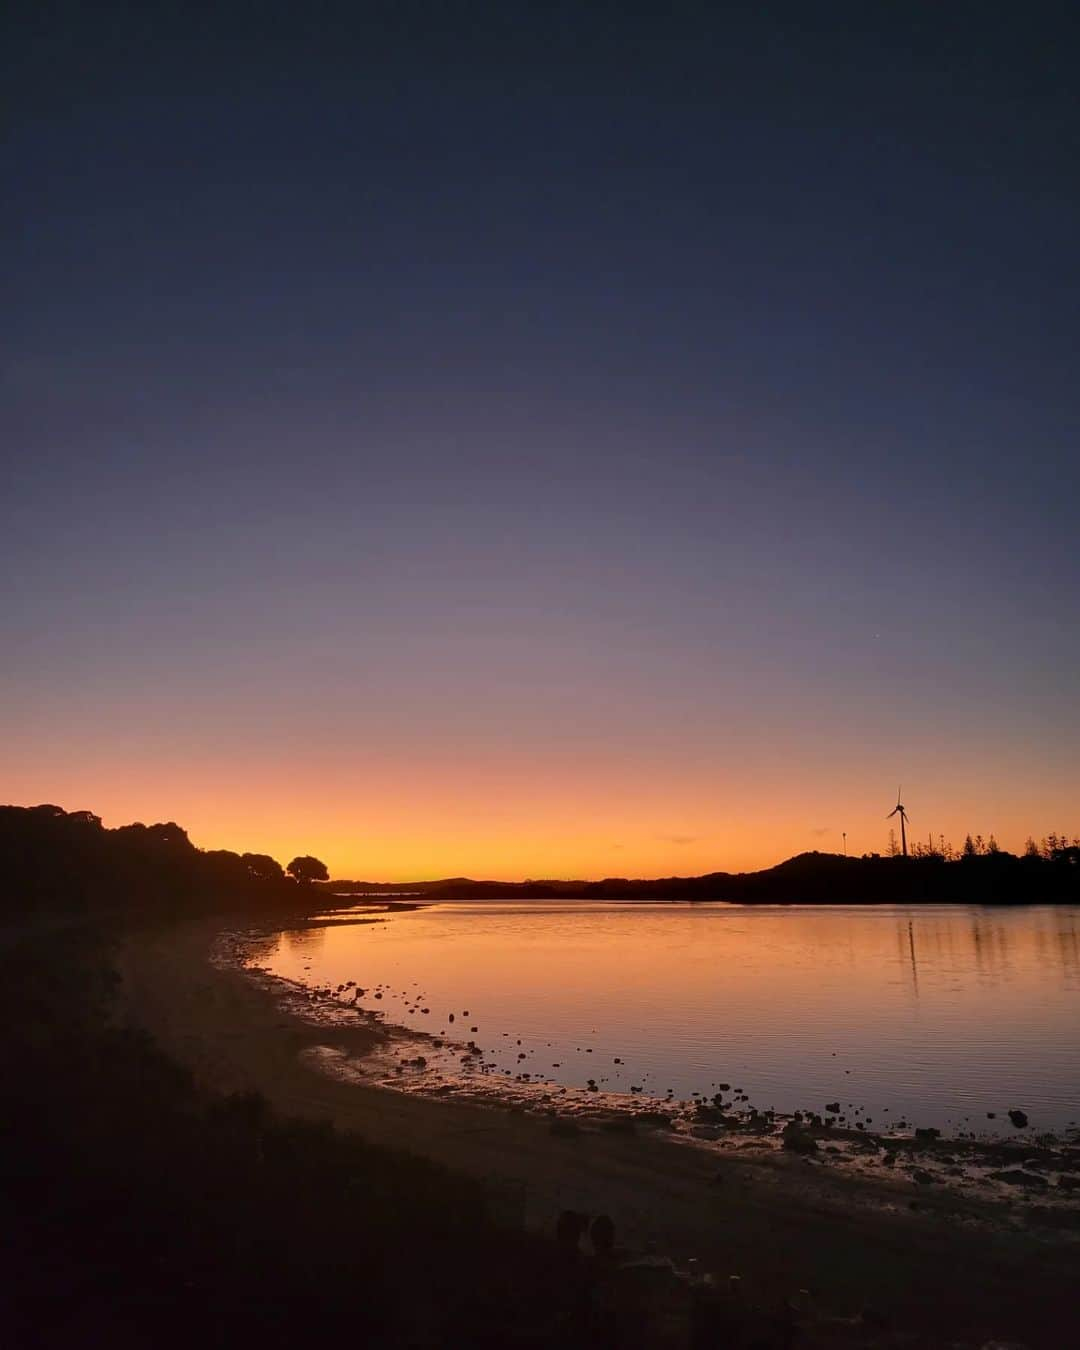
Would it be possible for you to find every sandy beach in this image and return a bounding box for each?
[114,914,1080,1346]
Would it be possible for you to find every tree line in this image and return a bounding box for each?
[891,830,1080,864]
[0,803,328,917]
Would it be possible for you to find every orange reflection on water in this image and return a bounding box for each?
[257,901,1080,1132]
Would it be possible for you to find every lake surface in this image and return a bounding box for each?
[255,901,1080,1135]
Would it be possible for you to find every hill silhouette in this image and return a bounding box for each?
[323,847,1079,906]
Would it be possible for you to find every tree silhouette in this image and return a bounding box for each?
[242,852,284,881]
[286,855,329,884]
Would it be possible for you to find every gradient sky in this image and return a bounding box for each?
[4,3,1078,878]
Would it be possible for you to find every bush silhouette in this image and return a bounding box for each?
[286,854,329,884]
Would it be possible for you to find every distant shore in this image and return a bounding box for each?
[118,911,1080,1348]
[318,847,1080,906]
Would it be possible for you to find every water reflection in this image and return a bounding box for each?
[281,925,328,956]
[257,902,1080,1132]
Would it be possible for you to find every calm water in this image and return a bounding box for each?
[256,902,1080,1134]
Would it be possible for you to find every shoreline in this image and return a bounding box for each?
[118,911,1080,1347]
[225,917,1080,1192]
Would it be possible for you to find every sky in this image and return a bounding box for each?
[4,2,1078,878]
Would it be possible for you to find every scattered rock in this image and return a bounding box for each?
[782,1124,818,1155]
[989,1170,1048,1189]
[1008,1109,1029,1129]
[633,1112,674,1130]
[912,1169,934,1185]
[914,1127,941,1142]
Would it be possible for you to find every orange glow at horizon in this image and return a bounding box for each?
[6,733,1076,881]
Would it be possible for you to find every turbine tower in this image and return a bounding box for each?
[887,787,910,858]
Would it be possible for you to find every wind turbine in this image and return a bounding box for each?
[887,787,910,858]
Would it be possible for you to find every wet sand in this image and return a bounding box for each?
[119,916,1079,1347]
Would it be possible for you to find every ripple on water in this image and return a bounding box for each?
[245,900,1080,1138]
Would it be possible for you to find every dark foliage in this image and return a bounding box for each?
[0,804,305,918]
[286,854,330,884]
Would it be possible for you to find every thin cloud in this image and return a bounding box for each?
[656,834,698,846]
